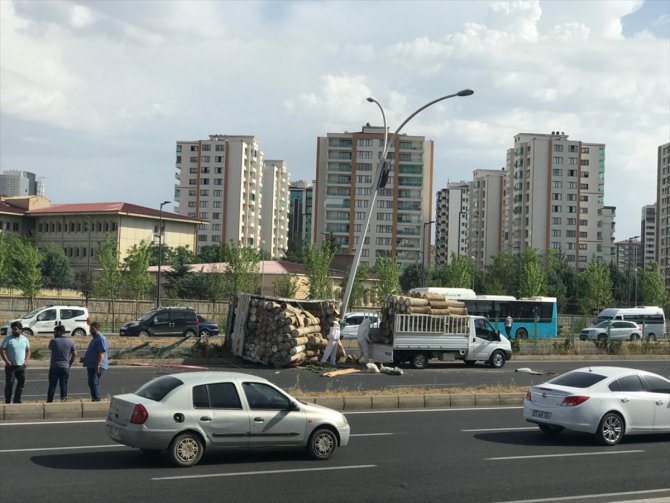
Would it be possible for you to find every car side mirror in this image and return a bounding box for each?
[289,401,300,412]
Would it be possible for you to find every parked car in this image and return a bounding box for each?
[524,366,670,445]
[0,305,90,337]
[197,315,219,337]
[579,320,642,341]
[119,307,199,337]
[106,371,351,467]
[341,312,379,339]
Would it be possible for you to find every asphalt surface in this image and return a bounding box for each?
[1,408,669,503]
[4,359,669,401]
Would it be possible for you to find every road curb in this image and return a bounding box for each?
[0,392,526,422]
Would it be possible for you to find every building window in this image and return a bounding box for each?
[552,205,561,213]
[553,157,563,164]
[198,234,208,242]
[214,179,222,185]
[200,189,209,196]
[552,169,563,177]
[190,145,198,152]
[579,243,587,250]
[552,181,562,188]
[176,145,182,153]
[357,151,373,159]
[212,213,220,220]
[213,201,221,208]
[554,145,564,152]
[552,229,561,237]
[215,144,224,152]
[201,144,211,151]
[581,159,590,166]
[213,190,222,197]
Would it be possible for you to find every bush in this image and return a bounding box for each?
[552,337,573,354]
[511,339,521,354]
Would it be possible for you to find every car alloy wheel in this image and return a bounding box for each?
[307,428,337,460]
[597,412,624,446]
[20,328,33,337]
[72,328,86,337]
[138,330,150,338]
[199,329,211,338]
[169,432,204,467]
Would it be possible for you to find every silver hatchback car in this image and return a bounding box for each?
[106,371,350,467]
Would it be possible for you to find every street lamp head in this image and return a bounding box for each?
[160,200,170,208]
[366,97,374,102]
[457,89,474,97]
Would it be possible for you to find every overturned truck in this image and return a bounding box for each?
[226,293,341,368]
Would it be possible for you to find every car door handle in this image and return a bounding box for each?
[200,416,212,422]
[620,397,630,403]
[253,417,264,423]
[656,400,665,405]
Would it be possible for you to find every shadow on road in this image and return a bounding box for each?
[30,447,315,471]
[474,429,670,447]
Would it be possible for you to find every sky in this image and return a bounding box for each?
[1,0,669,243]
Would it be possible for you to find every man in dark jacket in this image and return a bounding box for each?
[47,324,77,402]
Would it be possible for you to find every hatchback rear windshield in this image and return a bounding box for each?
[135,376,184,401]
[549,371,607,388]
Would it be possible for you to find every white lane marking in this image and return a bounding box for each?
[463,427,536,432]
[1,444,125,453]
[346,406,522,415]
[494,487,670,503]
[152,464,377,481]
[350,433,393,437]
[487,450,645,461]
[0,419,105,426]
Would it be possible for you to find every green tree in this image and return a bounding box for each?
[0,233,10,290]
[39,244,76,293]
[95,234,123,329]
[399,263,425,292]
[639,263,667,306]
[433,253,472,289]
[578,259,613,316]
[7,236,42,308]
[303,242,336,299]
[517,249,547,297]
[122,241,153,307]
[273,274,299,298]
[165,246,195,298]
[484,253,518,296]
[282,237,305,264]
[222,243,260,296]
[374,256,400,303]
[196,245,223,264]
[608,263,628,306]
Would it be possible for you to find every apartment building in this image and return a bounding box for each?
[315,124,433,268]
[640,204,656,270]
[0,170,45,197]
[601,206,617,265]
[175,135,264,251]
[435,182,469,266]
[658,142,670,290]
[288,180,313,245]
[502,132,613,269]
[615,239,642,272]
[261,160,290,258]
[469,169,505,267]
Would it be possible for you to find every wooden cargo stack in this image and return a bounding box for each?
[375,293,470,343]
[242,297,338,368]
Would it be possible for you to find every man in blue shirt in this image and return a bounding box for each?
[83,322,108,402]
[0,321,31,404]
[47,324,77,402]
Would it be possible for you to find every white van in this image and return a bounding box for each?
[1,305,90,337]
[596,307,666,340]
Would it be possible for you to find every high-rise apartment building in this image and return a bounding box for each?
[469,169,505,267]
[615,239,642,272]
[601,206,616,265]
[175,135,264,251]
[288,180,313,245]
[657,142,670,290]
[0,170,45,197]
[315,125,433,268]
[641,204,656,270]
[261,160,290,258]
[502,132,612,269]
[435,182,469,266]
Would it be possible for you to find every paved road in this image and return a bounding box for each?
[1,408,669,503]
[4,359,669,401]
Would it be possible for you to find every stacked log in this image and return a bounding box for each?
[242,297,338,367]
[374,293,470,343]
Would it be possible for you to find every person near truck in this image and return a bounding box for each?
[84,322,108,402]
[47,324,77,402]
[1,321,31,404]
[504,315,513,338]
[320,320,341,366]
[357,316,372,363]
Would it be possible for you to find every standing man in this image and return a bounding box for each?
[357,316,372,363]
[47,324,77,402]
[0,321,31,404]
[320,320,340,366]
[84,322,108,402]
[504,315,513,339]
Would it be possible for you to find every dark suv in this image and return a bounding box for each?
[120,307,199,337]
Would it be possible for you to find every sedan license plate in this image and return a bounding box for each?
[108,426,122,441]
[532,410,552,420]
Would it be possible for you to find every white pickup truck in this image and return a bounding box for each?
[369,314,513,369]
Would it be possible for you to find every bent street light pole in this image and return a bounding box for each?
[156,200,170,308]
[340,89,474,317]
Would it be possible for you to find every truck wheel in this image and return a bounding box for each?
[411,352,428,369]
[489,350,506,368]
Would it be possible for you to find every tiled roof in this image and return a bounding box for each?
[27,202,200,222]
[0,201,26,215]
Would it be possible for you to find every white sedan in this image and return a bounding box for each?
[106,371,350,467]
[524,367,670,445]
